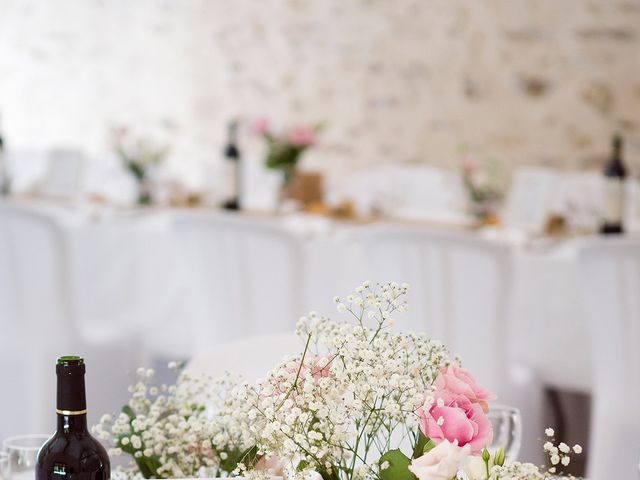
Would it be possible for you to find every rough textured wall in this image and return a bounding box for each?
[0,0,639,186]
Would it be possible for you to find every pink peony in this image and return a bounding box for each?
[287,124,315,147]
[434,366,495,413]
[420,390,493,455]
[251,117,269,136]
[408,439,470,480]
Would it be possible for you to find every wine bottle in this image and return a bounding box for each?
[222,120,241,210]
[600,135,627,234]
[36,356,110,480]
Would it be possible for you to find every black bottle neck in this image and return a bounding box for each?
[56,358,87,432]
[57,371,86,412]
[57,413,88,434]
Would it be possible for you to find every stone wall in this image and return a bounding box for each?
[0,0,639,187]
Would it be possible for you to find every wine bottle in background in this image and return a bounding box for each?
[222,120,241,210]
[599,134,627,234]
[36,356,110,480]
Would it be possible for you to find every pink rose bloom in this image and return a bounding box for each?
[435,366,495,412]
[408,439,470,480]
[420,391,493,455]
[254,454,284,476]
[251,117,269,136]
[288,124,315,147]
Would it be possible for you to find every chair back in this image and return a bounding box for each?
[173,212,304,352]
[0,202,74,437]
[185,333,302,385]
[42,149,84,200]
[578,239,640,479]
[504,167,558,232]
[357,226,511,394]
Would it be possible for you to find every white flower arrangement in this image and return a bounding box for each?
[95,281,582,480]
[242,282,582,480]
[93,365,260,479]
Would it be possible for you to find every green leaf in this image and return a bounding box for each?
[412,431,430,459]
[423,438,436,454]
[121,404,136,420]
[379,449,416,480]
[219,445,259,473]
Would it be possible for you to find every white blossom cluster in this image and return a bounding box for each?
[93,365,258,479]
[249,282,451,480]
[540,428,582,477]
[483,429,582,480]
[487,462,546,480]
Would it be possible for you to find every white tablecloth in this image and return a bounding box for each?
[0,199,594,437]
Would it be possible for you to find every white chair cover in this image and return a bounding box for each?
[0,203,137,437]
[551,171,602,232]
[504,167,559,233]
[42,149,84,200]
[171,212,305,354]
[327,165,467,223]
[185,333,302,385]
[578,239,640,479]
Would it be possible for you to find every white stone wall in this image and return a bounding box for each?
[0,0,639,186]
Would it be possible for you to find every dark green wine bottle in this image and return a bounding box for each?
[600,135,627,234]
[36,356,110,480]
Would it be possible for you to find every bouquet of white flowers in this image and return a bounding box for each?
[94,365,260,479]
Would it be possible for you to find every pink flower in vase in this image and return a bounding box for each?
[251,117,270,136]
[287,124,316,147]
[419,390,493,455]
[434,365,496,413]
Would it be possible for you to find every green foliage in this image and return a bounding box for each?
[412,431,435,459]
[220,445,259,473]
[379,449,416,480]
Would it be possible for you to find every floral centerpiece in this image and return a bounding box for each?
[113,127,168,205]
[252,118,321,198]
[95,282,581,480]
[460,155,505,224]
[94,365,259,478]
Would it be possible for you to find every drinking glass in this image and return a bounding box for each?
[487,404,522,462]
[0,452,9,480]
[3,434,50,480]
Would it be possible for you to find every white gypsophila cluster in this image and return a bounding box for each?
[488,462,546,480]
[541,428,582,476]
[485,429,582,480]
[93,365,258,479]
[249,282,451,480]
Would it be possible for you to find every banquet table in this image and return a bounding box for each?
[0,198,596,436]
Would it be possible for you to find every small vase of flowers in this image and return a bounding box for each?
[113,127,168,206]
[460,155,505,225]
[252,118,321,203]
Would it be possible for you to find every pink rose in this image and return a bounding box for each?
[254,454,284,476]
[287,124,315,147]
[434,366,495,412]
[251,117,269,136]
[420,391,493,455]
[408,439,470,480]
